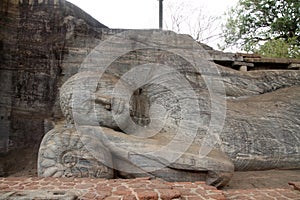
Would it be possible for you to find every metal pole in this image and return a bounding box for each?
[159,0,163,29]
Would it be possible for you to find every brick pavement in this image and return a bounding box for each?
[0,177,299,200]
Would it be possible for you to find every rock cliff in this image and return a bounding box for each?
[0,0,107,154]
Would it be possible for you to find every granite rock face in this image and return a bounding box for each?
[0,0,112,176]
[0,0,107,153]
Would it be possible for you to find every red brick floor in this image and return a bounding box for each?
[0,177,299,200]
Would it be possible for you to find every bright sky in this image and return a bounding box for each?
[67,0,239,50]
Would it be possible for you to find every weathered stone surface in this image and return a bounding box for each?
[1,0,300,188]
[38,30,300,187]
[0,0,108,174]
[223,86,300,170]
[37,30,236,187]
[38,127,114,178]
[0,0,107,152]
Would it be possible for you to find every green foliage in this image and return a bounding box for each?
[221,0,300,58]
[255,37,300,58]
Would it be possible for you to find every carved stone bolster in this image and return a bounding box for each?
[38,127,114,179]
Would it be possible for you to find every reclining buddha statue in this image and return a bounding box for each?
[38,30,300,187]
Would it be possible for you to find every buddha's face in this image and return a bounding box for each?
[94,80,152,133]
[62,66,213,137]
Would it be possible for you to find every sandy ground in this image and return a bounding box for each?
[224,169,300,190]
